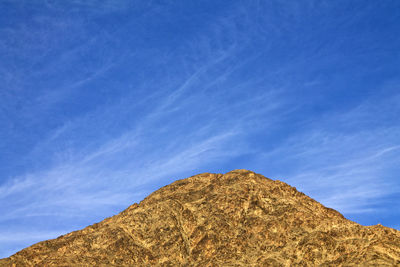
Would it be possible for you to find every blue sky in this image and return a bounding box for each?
[1,0,400,257]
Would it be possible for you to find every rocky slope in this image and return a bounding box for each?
[1,169,400,266]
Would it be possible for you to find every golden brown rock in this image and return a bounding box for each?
[1,170,400,266]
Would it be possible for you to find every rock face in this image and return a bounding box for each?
[1,170,400,266]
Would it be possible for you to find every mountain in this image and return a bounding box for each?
[1,169,400,266]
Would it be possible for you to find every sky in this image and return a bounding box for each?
[0,0,399,258]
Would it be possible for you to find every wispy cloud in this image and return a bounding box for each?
[0,231,67,243]
[260,93,400,215]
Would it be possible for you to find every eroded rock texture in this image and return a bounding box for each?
[1,170,400,266]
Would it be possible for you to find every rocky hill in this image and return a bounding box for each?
[1,170,400,266]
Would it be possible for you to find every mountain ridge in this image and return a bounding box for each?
[1,169,400,266]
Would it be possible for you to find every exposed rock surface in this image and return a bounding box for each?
[1,170,400,266]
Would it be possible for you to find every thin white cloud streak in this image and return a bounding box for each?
[29,41,240,156]
[0,129,237,222]
[0,231,67,243]
[152,49,234,115]
[261,94,400,215]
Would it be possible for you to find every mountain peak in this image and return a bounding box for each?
[2,170,400,266]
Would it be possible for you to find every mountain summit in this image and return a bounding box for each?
[1,170,400,266]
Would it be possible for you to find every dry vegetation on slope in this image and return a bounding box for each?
[1,170,400,266]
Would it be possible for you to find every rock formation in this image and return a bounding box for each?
[1,170,400,266]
